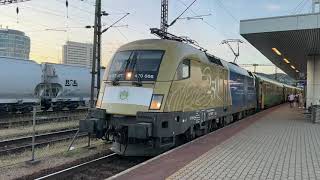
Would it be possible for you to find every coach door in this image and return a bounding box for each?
[259,82,264,110]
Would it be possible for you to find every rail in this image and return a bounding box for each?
[0,108,88,120]
[0,129,87,155]
[0,110,87,129]
[35,153,149,180]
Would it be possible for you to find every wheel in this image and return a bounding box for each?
[185,128,195,141]
[238,112,243,120]
[218,118,226,128]
[207,120,218,132]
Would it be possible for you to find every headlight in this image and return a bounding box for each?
[125,71,132,80]
[149,94,164,110]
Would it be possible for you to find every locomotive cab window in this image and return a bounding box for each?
[107,50,164,81]
[176,59,190,80]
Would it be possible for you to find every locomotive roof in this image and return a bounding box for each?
[117,39,223,66]
[227,62,252,78]
[118,39,252,76]
[113,39,303,90]
[118,39,182,50]
[119,39,309,82]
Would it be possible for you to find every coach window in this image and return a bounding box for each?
[176,59,190,80]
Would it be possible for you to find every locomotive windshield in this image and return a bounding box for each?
[107,50,164,81]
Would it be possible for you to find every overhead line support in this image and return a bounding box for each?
[90,0,101,108]
[0,0,30,5]
[160,0,168,34]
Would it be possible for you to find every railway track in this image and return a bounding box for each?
[0,108,88,120]
[0,129,87,156]
[35,153,149,180]
[0,110,87,129]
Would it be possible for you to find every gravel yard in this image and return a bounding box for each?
[0,140,111,180]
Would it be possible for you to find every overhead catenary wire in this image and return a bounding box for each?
[168,0,198,27]
[178,0,268,64]
[2,2,94,59]
[78,0,95,7]
[102,14,131,42]
[216,0,239,24]
[55,0,93,15]
[101,13,129,34]
[2,0,94,31]
[56,0,140,42]
[291,0,306,14]
[0,10,52,28]
[19,4,90,26]
[115,28,129,42]
[0,0,31,5]
[176,0,227,38]
[0,0,130,66]
[295,0,311,14]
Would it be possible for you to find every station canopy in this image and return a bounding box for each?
[240,13,320,79]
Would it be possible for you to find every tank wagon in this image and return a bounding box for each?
[39,63,93,111]
[80,39,303,156]
[0,57,102,113]
[0,57,41,113]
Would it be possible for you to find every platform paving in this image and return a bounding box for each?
[168,106,318,180]
[110,105,319,180]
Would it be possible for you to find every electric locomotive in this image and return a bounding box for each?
[80,38,260,156]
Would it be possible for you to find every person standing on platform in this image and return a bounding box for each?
[288,94,295,108]
[293,94,299,107]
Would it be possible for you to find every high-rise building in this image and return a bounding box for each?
[0,28,30,59]
[62,41,93,68]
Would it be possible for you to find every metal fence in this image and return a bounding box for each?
[311,105,320,123]
[0,106,103,168]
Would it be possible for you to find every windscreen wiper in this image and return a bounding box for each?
[131,54,142,87]
[112,53,132,86]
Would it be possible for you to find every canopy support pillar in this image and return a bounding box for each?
[307,55,320,108]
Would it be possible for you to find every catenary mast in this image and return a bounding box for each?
[160,0,168,35]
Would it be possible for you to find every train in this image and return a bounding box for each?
[0,57,42,113]
[0,57,102,113]
[79,39,302,156]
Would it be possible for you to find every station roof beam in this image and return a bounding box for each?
[240,13,320,79]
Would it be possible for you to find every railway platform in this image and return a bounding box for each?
[109,104,320,180]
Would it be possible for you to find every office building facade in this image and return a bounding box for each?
[62,41,93,68]
[0,28,30,59]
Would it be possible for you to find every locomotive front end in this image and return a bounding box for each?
[80,40,181,156]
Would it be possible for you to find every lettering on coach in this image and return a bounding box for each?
[65,80,78,87]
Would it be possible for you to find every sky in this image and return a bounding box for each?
[0,0,313,74]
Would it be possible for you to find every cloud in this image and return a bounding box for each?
[265,4,281,11]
